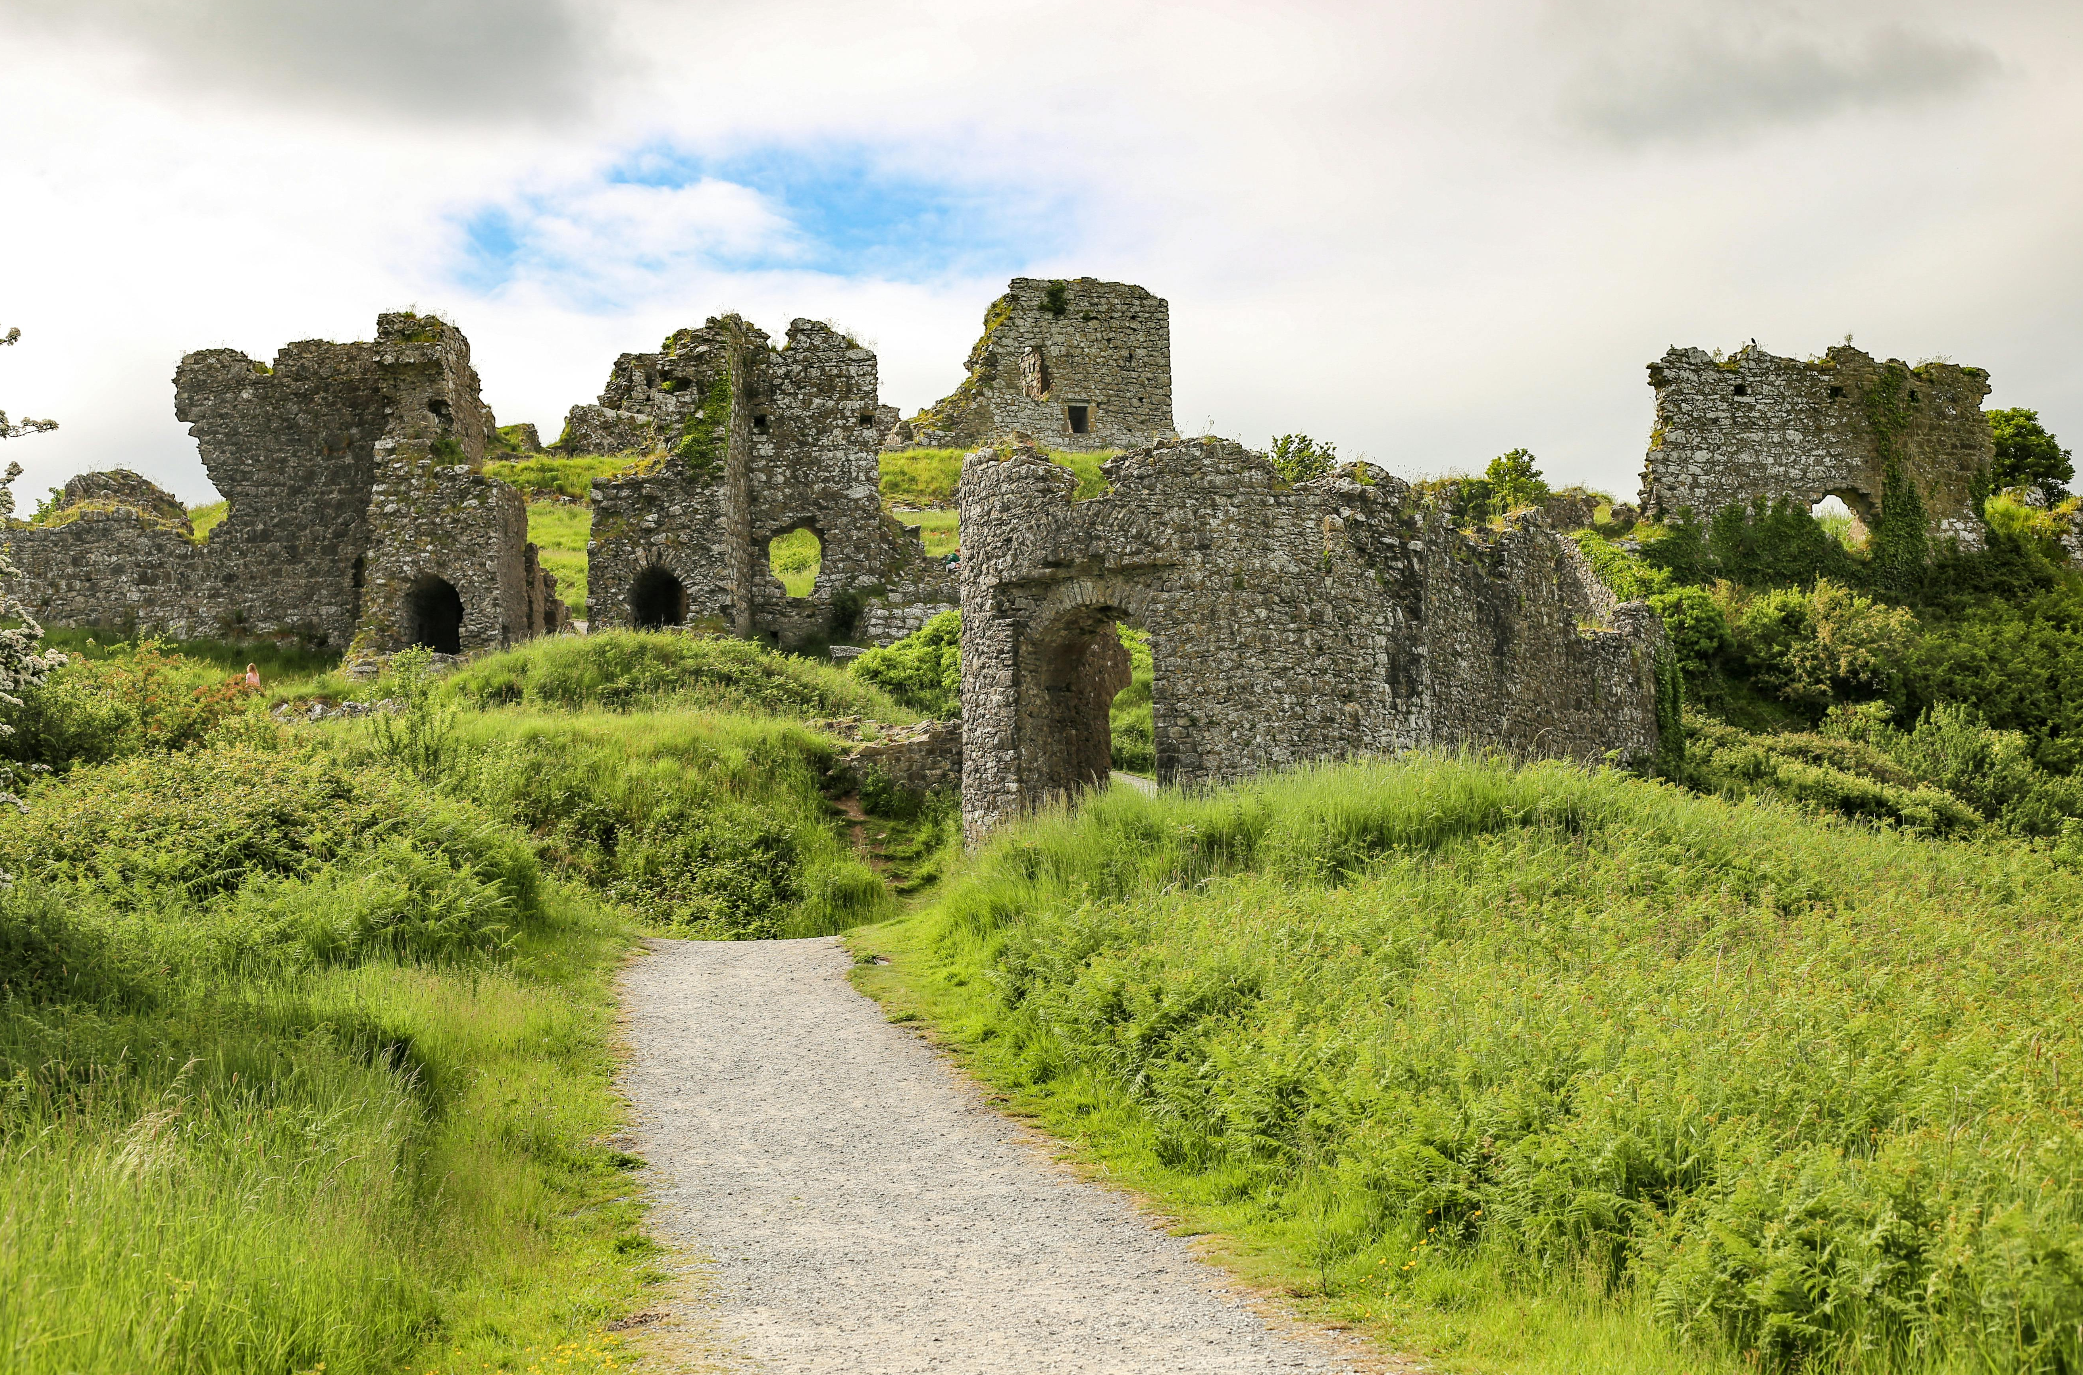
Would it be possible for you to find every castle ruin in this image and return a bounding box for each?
[1640,343,1994,544]
[8,313,566,653]
[566,316,957,647]
[958,438,1667,841]
[889,278,1175,453]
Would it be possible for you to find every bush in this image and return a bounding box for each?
[1731,579,1916,709]
[0,639,260,773]
[849,610,962,719]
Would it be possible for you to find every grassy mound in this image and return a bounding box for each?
[450,628,916,719]
[0,740,655,1375]
[857,755,2083,1374]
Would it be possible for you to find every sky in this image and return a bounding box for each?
[1,0,2078,508]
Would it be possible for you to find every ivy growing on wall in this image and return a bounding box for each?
[673,372,735,483]
[1860,364,1929,596]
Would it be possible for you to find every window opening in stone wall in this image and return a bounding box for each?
[1022,346,1051,401]
[1811,494,1870,553]
[767,527,821,598]
[857,413,877,428]
[752,414,771,433]
[1909,389,1920,402]
[630,565,689,628]
[404,573,464,655]
[1830,386,1846,399]
[427,398,452,421]
[350,554,365,590]
[1733,384,1749,396]
[1066,404,1090,434]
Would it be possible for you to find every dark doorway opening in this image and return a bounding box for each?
[631,564,689,628]
[405,574,464,654]
[1066,404,1090,434]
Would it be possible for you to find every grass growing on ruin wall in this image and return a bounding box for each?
[852,754,2083,1375]
[483,453,644,503]
[0,736,661,1375]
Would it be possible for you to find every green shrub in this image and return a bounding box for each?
[1731,579,1916,709]
[849,610,962,719]
[1989,407,2074,505]
[1644,586,1730,674]
[1268,434,1337,484]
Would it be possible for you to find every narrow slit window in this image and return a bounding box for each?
[753,414,771,433]
[1733,384,1749,397]
[1066,404,1090,434]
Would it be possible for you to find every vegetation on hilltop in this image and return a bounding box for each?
[856,753,2083,1374]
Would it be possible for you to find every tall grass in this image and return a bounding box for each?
[448,628,916,720]
[438,707,893,938]
[0,741,658,1374]
[527,501,591,612]
[864,754,2083,1373]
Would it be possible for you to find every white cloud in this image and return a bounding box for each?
[0,0,2078,511]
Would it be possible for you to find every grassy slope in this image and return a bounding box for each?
[528,501,592,614]
[0,743,659,1375]
[850,755,2083,1375]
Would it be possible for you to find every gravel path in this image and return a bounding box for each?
[621,937,1368,1374]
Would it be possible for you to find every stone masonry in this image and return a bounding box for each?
[573,316,956,646]
[892,278,1176,454]
[1641,343,1994,545]
[8,313,566,652]
[959,438,1665,841]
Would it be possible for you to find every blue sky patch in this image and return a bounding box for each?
[451,140,1077,306]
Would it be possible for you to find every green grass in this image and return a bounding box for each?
[483,454,644,503]
[0,741,660,1375]
[188,499,228,539]
[897,509,960,559]
[528,500,591,612]
[879,447,1118,509]
[850,754,2083,1374]
[769,527,821,597]
[879,447,968,507]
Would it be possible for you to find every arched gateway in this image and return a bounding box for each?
[956,438,1668,843]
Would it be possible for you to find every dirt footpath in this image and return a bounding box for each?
[620,937,1365,1374]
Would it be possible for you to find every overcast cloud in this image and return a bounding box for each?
[1,0,2077,509]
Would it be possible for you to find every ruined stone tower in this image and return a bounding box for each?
[569,317,956,646]
[892,278,1175,453]
[9,313,565,652]
[1640,343,1994,545]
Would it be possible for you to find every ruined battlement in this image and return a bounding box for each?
[10,314,565,652]
[577,315,955,646]
[895,278,1175,453]
[958,437,1664,840]
[1641,343,1994,544]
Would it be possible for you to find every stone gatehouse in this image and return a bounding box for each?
[958,438,1666,840]
[1641,343,1994,545]
[8,312,566,653]
[890,278,1176,453]
[570,315,956,647]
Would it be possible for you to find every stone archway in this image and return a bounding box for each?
[1015,601,1138,810]
[631,564,689,628]
[404,573,464,654]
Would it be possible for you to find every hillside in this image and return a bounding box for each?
[854,753,2083,1374]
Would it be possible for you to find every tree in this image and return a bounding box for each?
[1988,408,2072,505]
[1484,448,1550,512]
[1267,434,1337,484]
[0,322,69,839]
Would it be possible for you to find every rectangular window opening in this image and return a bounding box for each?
[753,414,771,433]
[857,414,877,428]
[1829,386,1846,399]
[1066,404,1090,434]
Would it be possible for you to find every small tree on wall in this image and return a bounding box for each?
[0,326,57,442]
[1988,408,2073,506]
[0,322,67,835]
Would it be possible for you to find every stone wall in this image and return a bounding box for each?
[848,719,963,795]
[1641,343,1994,545]
[8,312,565,652]
[894,278,1176,454]
[576,315,956,646]
[958,438,1664,841]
